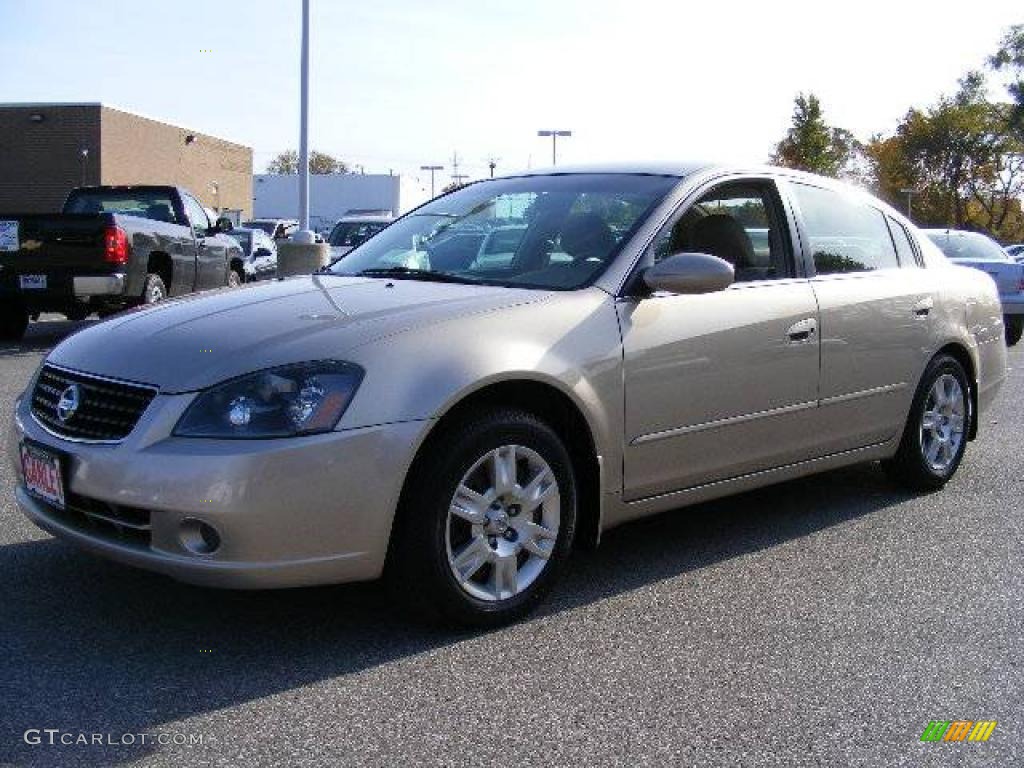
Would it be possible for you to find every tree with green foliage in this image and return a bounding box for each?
[990,23,1024,131]
[865,71,1024,239]
[266,149,348,175]
[771,93,859,178]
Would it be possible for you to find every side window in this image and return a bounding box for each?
[887,217,919,268]
[650,181,791,282]
[791,183,899,275]
[183,195,209,233]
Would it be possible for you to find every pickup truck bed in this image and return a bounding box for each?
[0,185,244,340]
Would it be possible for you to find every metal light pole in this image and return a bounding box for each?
[79,147,89,185]
[537,130,572,166]
[899,188,914,220]
[297,0,311,233]
[420,165,443,198]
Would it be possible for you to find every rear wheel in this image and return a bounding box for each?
[0,303,29,341]
[388,409,577,627]
[1005,315,1023,347]
[142,274,167,305]
[884,354,970,491]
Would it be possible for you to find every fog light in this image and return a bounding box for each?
[179,518,221,555]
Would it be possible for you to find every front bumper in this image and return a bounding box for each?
[9,390,428,589]
[1001,292,1024,315]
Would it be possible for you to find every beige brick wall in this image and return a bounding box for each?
[0,104,252,217]
[100,106,252,217]
[0,104,102,213]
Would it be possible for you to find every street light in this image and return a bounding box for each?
[899,188,915,220]
[537,130,572,166]
[420,165,443,198]
[297,0,311,236]
[79,147,89,185]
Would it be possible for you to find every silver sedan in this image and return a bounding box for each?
[8,164,1007,626]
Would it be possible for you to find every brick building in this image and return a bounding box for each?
[0,103,252,217]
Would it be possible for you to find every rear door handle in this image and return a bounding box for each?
[913,297,934,316]
[786,318,817,343]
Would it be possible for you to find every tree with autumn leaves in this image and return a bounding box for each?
[772,24,1024,242]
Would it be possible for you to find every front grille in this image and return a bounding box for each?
[31,364,157,442]
[45,492,152,548]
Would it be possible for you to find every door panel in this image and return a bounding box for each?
[619,279,820,500]
[811,269,937,452]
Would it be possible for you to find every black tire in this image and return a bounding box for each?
[883,354,971,491]
[227,268,243,288]
[0,303,29,341]
[387,409,577,628]
[65,305,91,322]
[142,273,167,305]
[1005,315,1023,347]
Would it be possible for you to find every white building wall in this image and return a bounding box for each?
[253,173,430,233]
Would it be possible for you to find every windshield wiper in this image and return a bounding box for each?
[355,266,480,284]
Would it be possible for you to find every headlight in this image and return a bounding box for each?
[174,361,363,438]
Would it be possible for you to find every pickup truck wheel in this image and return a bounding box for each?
[1005,315,1023,347]
[227,268,243,288]
[142,274,167,305]
[387,409,576,627]
[0,304,29,341]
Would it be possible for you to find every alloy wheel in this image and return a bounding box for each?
[919,373,966,474]
[444,444,560,602]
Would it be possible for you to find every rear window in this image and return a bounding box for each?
[925,231,1010,261]
[65,189,178,224]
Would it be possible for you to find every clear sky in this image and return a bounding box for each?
[1,0,1020,186]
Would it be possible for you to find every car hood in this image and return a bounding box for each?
[49,275,550,393]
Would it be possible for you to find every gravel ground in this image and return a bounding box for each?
[0,318,1020,767]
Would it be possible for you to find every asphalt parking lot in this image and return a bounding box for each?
[0,318,1020,767]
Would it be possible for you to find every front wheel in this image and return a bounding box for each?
[388,409,577,627]
[227,268,243,288]
[884,354,971,491]
[1005,315,1023,347]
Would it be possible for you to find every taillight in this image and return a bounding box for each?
[103,226,129,265]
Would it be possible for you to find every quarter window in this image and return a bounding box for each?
[792,183,899,274]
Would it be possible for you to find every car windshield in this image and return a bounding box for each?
[329,174,677,289]
[926,231,1010,261]
[243,221,276,236]
[228,231,252,251]
[329,221,388,247]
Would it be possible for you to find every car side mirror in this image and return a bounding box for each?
[215,216,233,233]
[642,252,734,295]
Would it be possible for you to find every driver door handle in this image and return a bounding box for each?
[786,318,817,343]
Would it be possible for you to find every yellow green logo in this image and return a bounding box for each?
[920,720,997,742]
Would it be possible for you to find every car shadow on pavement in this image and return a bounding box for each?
[0,462,913,766]
[0,319,95,360]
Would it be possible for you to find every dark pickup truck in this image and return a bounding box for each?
[0,185,246,340]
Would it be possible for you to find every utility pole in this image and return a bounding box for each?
[297,0,311,234]
[420,164,443,198]
[486,156,500,178]
[537,130,572,166]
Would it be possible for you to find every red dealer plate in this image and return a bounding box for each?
[20,441,65,510]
